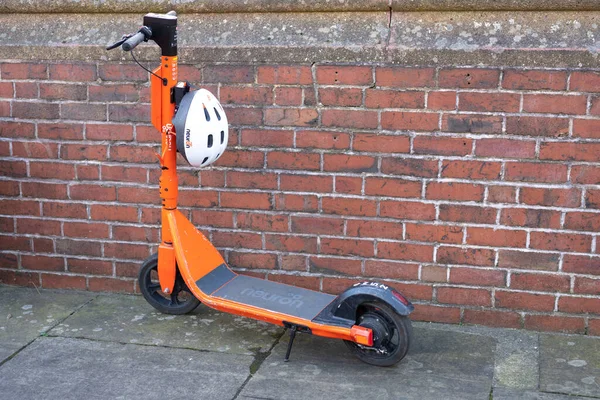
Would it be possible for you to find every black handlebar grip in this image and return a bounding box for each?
[122,32,146,52]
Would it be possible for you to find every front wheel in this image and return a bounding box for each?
[138,253,201,315]
[344,301,413,367]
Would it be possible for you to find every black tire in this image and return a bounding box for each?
[138,253,201,315]
[344,301,413,367]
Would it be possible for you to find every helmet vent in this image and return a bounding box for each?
[203,104,210,121]
[214,107,221,121]
[220,130,225,144]
[201,156,209,165]
[207,134,213,148]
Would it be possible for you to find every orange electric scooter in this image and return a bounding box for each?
[107,11,414,366]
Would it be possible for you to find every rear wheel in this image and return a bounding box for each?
[138,253,201,315]
[344,301,412,367]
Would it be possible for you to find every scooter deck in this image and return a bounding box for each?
[196,264,336,321]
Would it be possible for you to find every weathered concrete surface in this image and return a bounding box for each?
[48,294,283,355]
[494,388,591,400]
[240,327,496,399]
[1,0,599,13]
[0,336,253,400]
[540,334,600,398]
[0,11,598,67]
[0,286,94,363]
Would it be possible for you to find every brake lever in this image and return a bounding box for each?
[106,34,133,51]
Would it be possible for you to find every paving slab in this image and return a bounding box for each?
[48,294,283,355]
[0,285,94,363]
[494,388,591,399]
[540,334,600,398]
[241,327,496,399]
[0,336,252,400]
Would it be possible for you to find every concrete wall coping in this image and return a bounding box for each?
[1,0,600,13]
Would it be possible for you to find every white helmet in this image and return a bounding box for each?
[174,88,228,167]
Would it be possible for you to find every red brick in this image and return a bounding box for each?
[274,194,318,212]
[0,253,19,269]
[0,236,31,251]
[559,297,600,314]
[570,71,600,92]
[264,108,318,127]
[274,87,302,106]
[377,242,433,262]
[520,187,581,207]
[467,227,526,248]
[213,231,263,250]
[257,65,312,85]
[264,234,317,253]
[588,190,600,208]
[450,267,506,286]
[506,116,569,137]
[439,68,500,89]
[381,112,438,131]
[591,319,600,336]
[190,210,232,228]
[62,143,108,161]
[90,205,138,222]
[437,246,495,266]
[322,197,376,217]
[414,136,472,156]
[376,67,435,88]
[291,216,343,235]
[320,87,362,107]
[496,290,555,311]
[280,174,332,192]
[364,260,419,280]
[108,103,148,123]
[178,189,219,208]
[442,114,503,134]
[14,82,37,98]
[0,160,27,177]
[221,107,263,126]
[475,138,536,158]
[316,65,372,85]
[199,170,225,187]
[530,232,592,253]
[426,182,484,202]
[98,63,146,81]
[525,315,585,334]
[540,142,600,162]
[380,201,436,220]
[365,177,421,198]
[365,90,424,109]
[437,287,491,306]
[505,162,567,183]
[459,92,520,113]
[2,199,40,216]
[39,83,87,100]
[101,165,147,183]
[501,208,561,229]
[323,154,376,172]
[321,277,360,294]
[280,255,308,271]
[411,304,461,324]
[463,309,521,329]
[0,101,9,117]
[563,255,600,276]
[353,133,410,153]
[574,277,600,295]
[309,256,362,276]
[89,84,139,102]
[220,86,273,105]
[63,222,109,239]
[564,212,600,232]
[70,184,115,201]
[0,121,35,138]
[503,70,567,90]
[22,182,67,199]
[406,223,463,244]
[42,274,86,290]
[221,192,271,210]
[296,130,350,150]
[572,119,600,139]
[421,265,447,282]
[204,65,252,83]
[322,109,378,129]
[37,238,59,252]
[0,81,12,98]
[321,238,374,258]
[347,220,404,239]
[236,213,288,233]
[30,162,75,180]
[112,225,158,242]
[0,270,39,287]
[523,94,587,114]
[227,171,277,190]
[12,141,59,158]
[498,250,559,272]
[12,102,59,119]
[511,272,570,293]
[228,251,277,270]
[267,151,320,170]
[215,150,264,168]
[335,176,362,195]
[2,62,47,79]
[21,255,64,272]
[441,160,501,180]
[427,91,456,110]
[268,274,320,291]
[50,63,96,81]
[38,122,83,140]
[383,158,437,179]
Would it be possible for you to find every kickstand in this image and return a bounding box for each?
[284,325,297,362]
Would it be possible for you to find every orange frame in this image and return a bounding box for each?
[149,56,372,347]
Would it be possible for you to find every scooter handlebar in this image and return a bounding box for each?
[122,31,147,51]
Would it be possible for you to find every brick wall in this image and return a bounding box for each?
[0,61,599,335]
